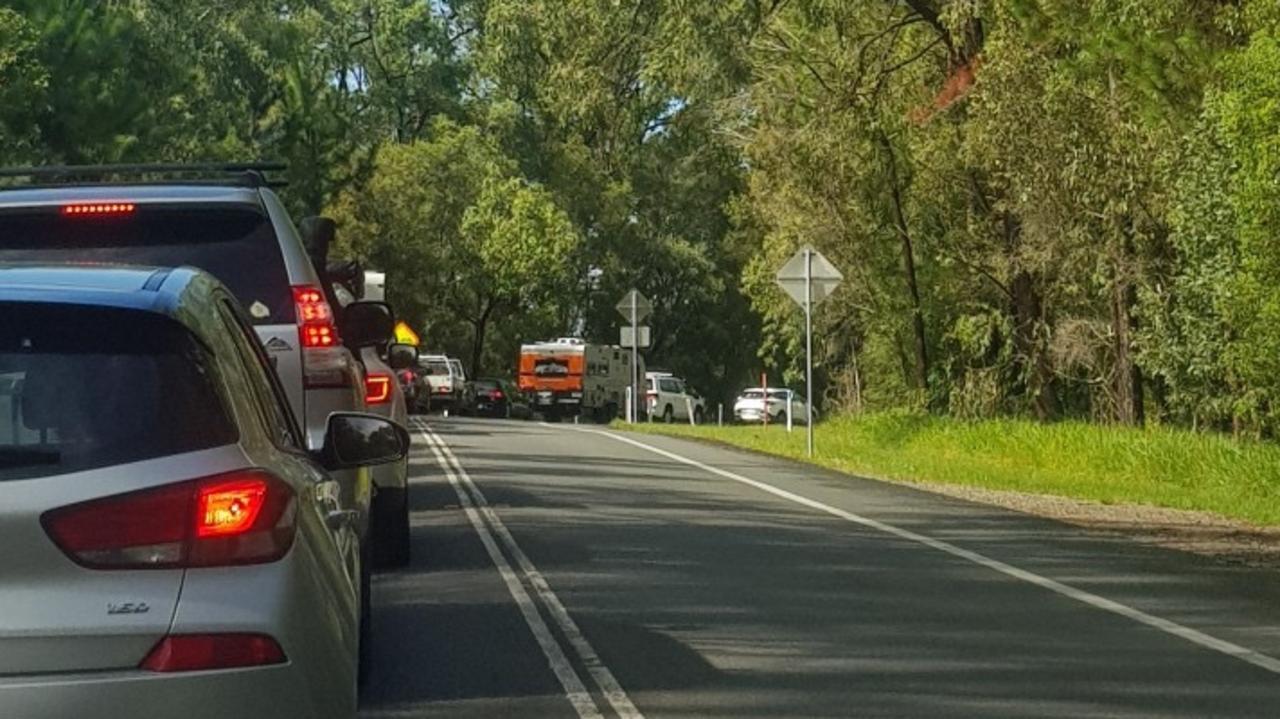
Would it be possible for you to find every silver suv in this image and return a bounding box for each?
[0,165,383,558]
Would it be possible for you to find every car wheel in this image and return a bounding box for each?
[357,542,373,690]
[694,407,705,425]
[662,405,674,423]
[373,486,411,569]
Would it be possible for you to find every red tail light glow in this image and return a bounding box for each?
[61,203,136,217]
[293,285,339,348]
[42,470,296,570]
[141,634,286,673]
[365,373,392,404]
[489,390,504,400]
[196,479,269,538]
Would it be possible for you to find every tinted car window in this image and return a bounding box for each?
[0,206,294,325]
[473,380,500,393]
[0,303,236,481]
[660,378,680,392]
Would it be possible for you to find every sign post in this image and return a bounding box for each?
[616,289,652,423]
[776,246,842,457]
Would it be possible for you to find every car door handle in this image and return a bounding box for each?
[325,509,358,531]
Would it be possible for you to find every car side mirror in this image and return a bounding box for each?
[317,412,409,471]
[340,301,394,349]
[387,343,418,370]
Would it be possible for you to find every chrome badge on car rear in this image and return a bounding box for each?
[107,602,151,616]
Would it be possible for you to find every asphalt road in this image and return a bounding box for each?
[359,417,1280,718]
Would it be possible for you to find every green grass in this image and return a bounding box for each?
[617,411,1280,527]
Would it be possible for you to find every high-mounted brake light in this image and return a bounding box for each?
[365,373,392,404]
[61,203,136,216]
[140,634,286,673]
[42,470,296,570]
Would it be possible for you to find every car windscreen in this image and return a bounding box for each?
[740,389,765,399]
[0,303,237,481]
[0,205,294,325]
[473,380,500,392]
[420,359,450,374]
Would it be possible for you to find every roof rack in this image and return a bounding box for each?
[0,162,288,189]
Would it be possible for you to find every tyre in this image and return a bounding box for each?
[694,407,705,425]
[372,485,411,569]
[662,405,674,423]
[772,411,786,424]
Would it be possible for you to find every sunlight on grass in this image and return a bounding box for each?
[618,411,1280,526]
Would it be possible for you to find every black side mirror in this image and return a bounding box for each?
[318,412,409,470]
[340,301,394,349]
[299,216,337,269]
[387,343,418,370]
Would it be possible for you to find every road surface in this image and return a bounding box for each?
[359,417,1280,718]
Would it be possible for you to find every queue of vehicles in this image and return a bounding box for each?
[0,161,816,717]
[0,164,412,718]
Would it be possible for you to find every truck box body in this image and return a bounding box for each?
[518,338,639,421]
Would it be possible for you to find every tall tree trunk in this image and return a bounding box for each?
[1110,220,1144,425]
[1005,215,1058,420]
[469,298,497,379]
[880,132,929,392]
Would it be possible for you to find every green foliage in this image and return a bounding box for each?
[12,0,1280,442]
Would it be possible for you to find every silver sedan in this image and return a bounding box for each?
[0,265,408,719]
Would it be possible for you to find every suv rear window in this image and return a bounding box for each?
[0,303,236,481]
[0,206,293,324]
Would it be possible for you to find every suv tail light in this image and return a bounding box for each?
[489,389,504,400]
[365,372,392,404]
[141,634,286,672]
[293,285,352,388]
[42,470,296,570]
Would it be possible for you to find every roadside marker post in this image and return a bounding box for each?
[776,246,843,457]
[786,390,793,433]
[686,396,696,426]
[718,403,723,426]
[616,289,652,424]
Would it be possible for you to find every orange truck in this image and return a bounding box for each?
[517,338,640,422]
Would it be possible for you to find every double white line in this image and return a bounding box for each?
[414,419,644,719]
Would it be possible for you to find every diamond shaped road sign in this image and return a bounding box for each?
[616,289,653,323]
[776,245,843,308]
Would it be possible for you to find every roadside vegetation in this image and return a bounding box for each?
[10,1,1280,441]
[624,414,1280,528]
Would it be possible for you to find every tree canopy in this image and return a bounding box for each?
[5,0,1280,433]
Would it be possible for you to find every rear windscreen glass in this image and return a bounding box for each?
[473,380,500,392]
[0,303,237,481]
[0,206,294,324]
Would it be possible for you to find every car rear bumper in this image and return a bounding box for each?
[0,662,347,719]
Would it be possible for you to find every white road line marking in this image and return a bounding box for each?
[411,420,605,719]
[573,426,1280,677]
[421,421,646,719]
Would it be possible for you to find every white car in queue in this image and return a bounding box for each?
[734,387,817,425]
[645,372,706,424]
[0,265,408,719]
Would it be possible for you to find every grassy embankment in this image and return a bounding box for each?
[618,411,1280,527]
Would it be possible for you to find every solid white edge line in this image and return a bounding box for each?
[412,419,605,719]
[570,425,1280,677]
[422,422,645,719]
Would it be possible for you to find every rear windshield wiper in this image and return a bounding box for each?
[0,448,62,468]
